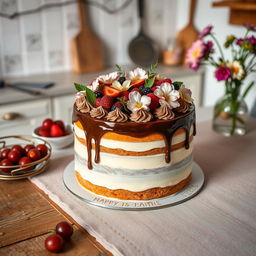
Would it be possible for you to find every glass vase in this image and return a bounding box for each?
[212,94,249,136]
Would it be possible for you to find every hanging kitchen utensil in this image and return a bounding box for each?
[128,0,158,67]
[71,0,104,73]
[176,0,199,64]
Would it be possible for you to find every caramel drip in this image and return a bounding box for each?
[86,135,93,169]
[73,104,196,170]
[193,122,196,136]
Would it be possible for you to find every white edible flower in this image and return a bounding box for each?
[98,71,119,84]
[154,82,180,108]
[127,91,151,112]
[87,78,99,91]
[126,68,148,80]
[227,61,244,80]
[112,80,132,91]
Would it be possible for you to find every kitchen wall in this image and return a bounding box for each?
[0,0,255,110]
[0,0,176,76]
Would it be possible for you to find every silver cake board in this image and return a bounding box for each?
[63,161,204,211]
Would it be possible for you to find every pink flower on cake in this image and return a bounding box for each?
[126,68,148,80]
[199,25,213,39]
[215,66,231,81]
[111,80,132,91]
[98,71,119,84]
[127,91,151,112]
[154,82,180,108]
[185,40,206,71]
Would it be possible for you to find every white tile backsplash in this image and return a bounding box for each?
[20,0,41,10]
[0,0,177,76]
[4,54,22,73]
[0,0,18,14]
[48,50,64,68]
[25,33,42,51]
[26,51,44,73]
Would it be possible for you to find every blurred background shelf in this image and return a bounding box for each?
[212,0,256,25]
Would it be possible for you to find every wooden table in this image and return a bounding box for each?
[0,177,111,255]
[0,132,111,255]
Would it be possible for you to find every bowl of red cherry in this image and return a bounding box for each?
[33,119,73,149]
[0,135,51,180]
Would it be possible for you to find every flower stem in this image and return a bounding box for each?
[231,44,236,59]
[246,55,256,71]
[231,114,236,135]
[210,33,225,61]
[247,59,256,71]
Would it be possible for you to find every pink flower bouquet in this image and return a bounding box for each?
[186,25,256,135]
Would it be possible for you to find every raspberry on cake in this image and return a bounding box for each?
[73,65,195,200]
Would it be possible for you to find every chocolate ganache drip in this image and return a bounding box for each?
[73,104,196,170]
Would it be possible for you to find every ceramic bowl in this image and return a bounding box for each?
[32,124,73,149]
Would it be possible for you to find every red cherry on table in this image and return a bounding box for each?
[1,148,11,159]
[18,157,33,171]
[56,221,73,240]
[54,120,65,130]
[50,124,64,137]
[42,119,53,131]
[27,148,41,161]
[11,145,25,156]
[0,159,13,173]
[38,128,50,137]
[45,234,64,253]
[36,144,48,157]
[8,150,21,164]
[24,144,35,154]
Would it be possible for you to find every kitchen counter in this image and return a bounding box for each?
[0,65,204,105]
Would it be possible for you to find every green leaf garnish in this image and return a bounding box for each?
[115,64,125,76]
[117,97,131,113]
[74,83,96,106]
[147,63,158,78]
[144,77,155,88]
[85,88,96,106]
[74,83,87,92]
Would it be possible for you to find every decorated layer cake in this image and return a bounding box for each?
[73,66,196,200]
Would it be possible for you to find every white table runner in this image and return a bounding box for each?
[30,120,256,256]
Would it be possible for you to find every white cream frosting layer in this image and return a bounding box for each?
[75,136,193,170]
[74,123,193,152]
[75,160,192,191]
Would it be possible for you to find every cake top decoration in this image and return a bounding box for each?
[74,64,193,123]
